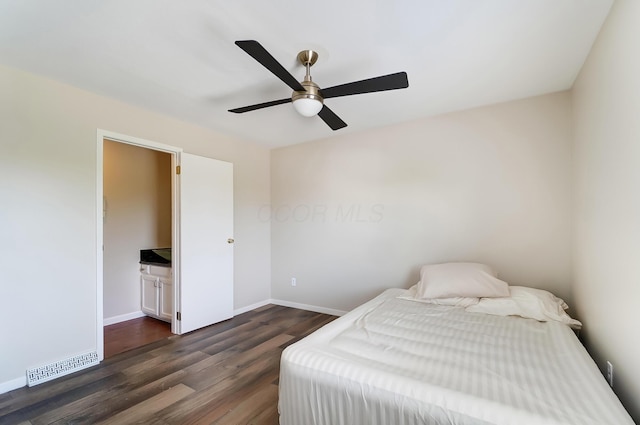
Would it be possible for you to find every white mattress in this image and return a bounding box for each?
[279,288,634,425]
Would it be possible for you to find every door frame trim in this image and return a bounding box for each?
[96,129,183,361]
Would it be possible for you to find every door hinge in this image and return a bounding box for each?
[176,311,182,321]
[176,165,181,175]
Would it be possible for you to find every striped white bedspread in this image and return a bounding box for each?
[279,288,634,425]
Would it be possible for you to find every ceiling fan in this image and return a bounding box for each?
[229,40,409,130]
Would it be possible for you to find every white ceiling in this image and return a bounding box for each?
[0,0,613,148]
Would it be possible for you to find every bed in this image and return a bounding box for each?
[278,264,634,425]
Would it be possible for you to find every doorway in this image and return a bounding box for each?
[96,129,235,362]
[97,130,182,361]
[102,139,173,357]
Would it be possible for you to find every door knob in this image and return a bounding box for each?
[227,238,235,244]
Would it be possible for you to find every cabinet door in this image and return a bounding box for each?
[141,275,159,316]
[158,278,173,322]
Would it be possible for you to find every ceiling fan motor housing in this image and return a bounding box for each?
[292,79,323,103]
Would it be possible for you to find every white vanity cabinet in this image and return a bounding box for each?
[140,264,172,322]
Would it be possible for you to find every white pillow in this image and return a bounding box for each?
[400,284,480,307]
[416,262,510,299]
[465,286,582,329]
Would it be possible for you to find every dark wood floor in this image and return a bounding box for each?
[0,305,336,425]
[104,316,173,358]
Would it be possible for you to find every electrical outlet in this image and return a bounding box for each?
[606,361,613,387]
[291,277,297,287]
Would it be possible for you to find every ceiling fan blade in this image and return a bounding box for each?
[318,105,347,131]
[235,40,305,92]
[229,97,291,114]
[229,98,291,114]
[321,72,409,99]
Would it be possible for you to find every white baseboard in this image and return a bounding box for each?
[234,299,346,317]
[234,299,271,315]
[269,299,346,317]
[103,310,145,326]
[0,376,27,395]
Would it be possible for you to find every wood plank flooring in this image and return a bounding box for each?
[104,316,173,358]
[0,305,336,425]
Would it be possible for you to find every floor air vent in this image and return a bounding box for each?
[27,351,99,387]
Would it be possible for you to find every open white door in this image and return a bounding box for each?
[178,153,234,334]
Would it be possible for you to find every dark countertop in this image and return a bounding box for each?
[140,260,171,267]
[140,248,171,267]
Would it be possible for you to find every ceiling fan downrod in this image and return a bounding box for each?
[291,50,323,115]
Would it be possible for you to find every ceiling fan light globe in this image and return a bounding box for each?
[293,97,323,117]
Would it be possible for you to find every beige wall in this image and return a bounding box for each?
[0,64,271,388]
[271,92,572,312]
[572,0,640,420]
[103,141,171,320]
